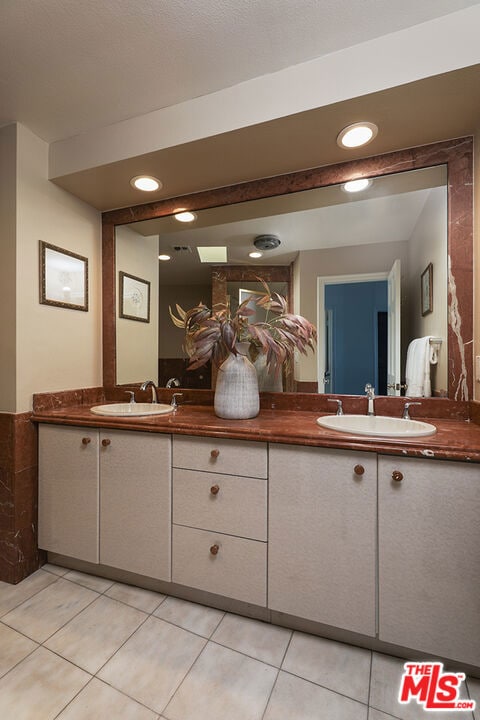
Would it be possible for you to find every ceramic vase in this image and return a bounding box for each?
[214,343,259,419]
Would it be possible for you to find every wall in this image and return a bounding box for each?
[116,226,159,384]
[15,124,102,412]
[0,125,17,413]
[474,129,480,402]
[406,186,448,394]
[294,239,410,383]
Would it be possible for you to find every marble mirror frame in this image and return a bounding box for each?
[102,136,473,401]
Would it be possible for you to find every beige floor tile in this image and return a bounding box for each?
[165,641,277,720]
[0,622,38,678]
[0,569,58,617]
[0,646,90,720]
[98,616,206,713]
[370,653,473,720]
[64,569,115,593]
[263,671,368,720]
[2,577,98,642]
[45,595,147,674]
[282,631,371,703]
[153,596,224,637]
[212,613,291,666]
[42,563,69,576]
[467,677,480,720]
[106,581,166,614]
[57,677,157,720]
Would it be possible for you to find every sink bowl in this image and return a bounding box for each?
[91,403,174,417]
[316,414,436,438]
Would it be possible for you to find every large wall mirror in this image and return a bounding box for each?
[102,137,473,401]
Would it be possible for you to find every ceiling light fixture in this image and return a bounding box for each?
[342,178,372,193]
[130,175,162,192]
[249,251,263,259]
[337,122,378,149]
[158,254,171,261]
[174,211,197,223]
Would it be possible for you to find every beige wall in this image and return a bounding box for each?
[0,125,18,413]
[10,124,102,412]
[474,130,480,401]
[116,226,159,385]
[294,239,410,383]
[406,187,448,394]
[159,284,211,358]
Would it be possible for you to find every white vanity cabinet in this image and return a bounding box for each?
[38,424,171,580]
[378,455,480,667]
[268,444,377,636]
[171,435,268,605]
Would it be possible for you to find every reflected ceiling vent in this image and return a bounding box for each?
[171,245,194,253]
[253,234,281,251]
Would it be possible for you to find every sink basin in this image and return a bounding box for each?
[316,414,436,438]
[91,403,174,417]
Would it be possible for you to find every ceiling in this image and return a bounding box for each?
[2,1,479,211]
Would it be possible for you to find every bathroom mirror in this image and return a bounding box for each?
[102,137,473,401]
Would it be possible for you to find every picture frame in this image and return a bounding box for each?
[421,263,433,316]
[39,241,88,311]
[119,271,150,322]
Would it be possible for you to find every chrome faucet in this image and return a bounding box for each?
[327,398,344,415]
[140,380,158,403]
[166,377,181,388]
[365,384,375,416]
[171,392,183,409]
[402,401,421,420]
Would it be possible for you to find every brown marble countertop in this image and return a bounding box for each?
[31,403,480,463]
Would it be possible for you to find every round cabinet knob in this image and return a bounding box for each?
[210,544,219,556]
[210,449,220,459]
[354,464,365,476]
[392,470,403,482]
[82,437,91,445]
[210,484,220,495]
[101,438,111,447]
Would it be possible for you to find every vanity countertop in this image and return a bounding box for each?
[31,403,480,463]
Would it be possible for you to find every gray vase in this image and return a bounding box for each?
[214,344,259,419]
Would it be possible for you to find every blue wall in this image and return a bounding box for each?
[325,281,388,395]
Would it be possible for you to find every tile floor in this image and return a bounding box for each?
[0,564,478,720]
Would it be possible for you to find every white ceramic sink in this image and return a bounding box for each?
[316,414,436,438]
[91,403,174,417]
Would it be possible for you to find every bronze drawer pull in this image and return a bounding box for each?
[82,437,91,445]
[210,484,220,495]
[210,449,220,459]
[210,544,219,556]
[392,470,403,482]
[101,438,111,447]
[354,464,365,476]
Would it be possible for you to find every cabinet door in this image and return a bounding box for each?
[269,444,376,636]
[100,430,171,580]
[38,425,99,563]
[379,456,480,666]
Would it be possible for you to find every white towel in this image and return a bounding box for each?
[405,336,434,397]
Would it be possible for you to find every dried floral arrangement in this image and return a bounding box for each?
[169,279,317,371]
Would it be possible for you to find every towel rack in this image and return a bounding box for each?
[429,338,442,345]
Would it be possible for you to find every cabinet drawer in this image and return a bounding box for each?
[172,525,266,606]
[173,469,266,540]
[173,435,267,479]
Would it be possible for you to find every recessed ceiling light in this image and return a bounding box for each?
[249,251,263,259]
[130,175,162,192]
[158,254,171,261]
[174,211,197,223]
[337,122,378,149]
[342,178,372,193]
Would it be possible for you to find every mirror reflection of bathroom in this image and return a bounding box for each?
[115,164,448,396]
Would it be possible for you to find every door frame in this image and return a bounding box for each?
[317,272,388,393]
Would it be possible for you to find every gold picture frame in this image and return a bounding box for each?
[421,263,433,316]
[39,241,88,311]
[119,271,151,323]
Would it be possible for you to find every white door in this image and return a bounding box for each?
[387,260,401,396]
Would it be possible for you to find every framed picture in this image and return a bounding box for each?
[39,241,88,311]
[119,271,150,322]
[421,263,433,316]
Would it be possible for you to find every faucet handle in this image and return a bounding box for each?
[402,401,421,420]
[124,391,136,404]
[171,393,183,409]
[327,398,344,415]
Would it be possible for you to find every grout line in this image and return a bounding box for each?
[51,675,96,720]
[367,649,373,707]
[279,666,370,707]
[0,570,60,619]
[260,667,281,720]
[160,639,210,718]
[278,627,294,669]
